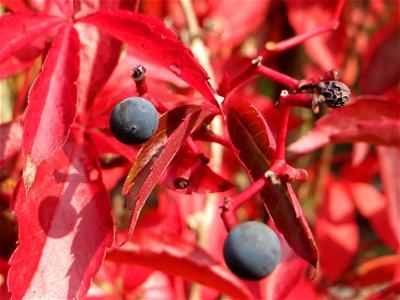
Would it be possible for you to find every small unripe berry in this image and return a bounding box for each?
[109,97,159,145]
[223,221,281,280]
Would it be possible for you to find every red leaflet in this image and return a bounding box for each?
[161,146,234,194]
[122,105,218,242]
[8,130,114,299]
[288,96,400,154]
[74,23,123,116]
[284,278,319,300]
[0,120,23,168]
[315,181,358,283]
[22,24,80,163]
[226,100,318,267]
[0,12,63,64]
[262,238,308,299]
[85,129,139,162]
[0,38,45,79]
[361,22,400,94]
[350,182,399,249]
[378,146,400,247]
[107,229,253,299]
[285,0,348,70]
[78,10,217,104]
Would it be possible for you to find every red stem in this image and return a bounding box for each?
[256,65,300,90]
[260,0,345,58]
[274,105,291,161]
[221,176,269,231]
[228,58,260,92]
[278,92,313,109]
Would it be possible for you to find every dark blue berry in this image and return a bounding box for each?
[109,97,159,145]
[223,221,281,280]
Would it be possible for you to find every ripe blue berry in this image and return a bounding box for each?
[223,221,281,280]
[109,97,159,145]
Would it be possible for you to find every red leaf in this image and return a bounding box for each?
[107,230,253,299]
[288,96,400,154]
[349,182,399,249]
[378,146,400,247]
[285,0,348,70]
[160,146,234,194]
[8,130,114,299]
[361,22,400,95]
[74,23,123,115]
[285,277,320,300]
[262,238,308,300]
[0,39,44,79]
[226,100,318,267]
[121,105,217,242]
[78,10,217,104]
[0,120,23,168]
[85,128,139,163]
[315,181,358,283]
[22,24,80,163]
[0,12,63,64]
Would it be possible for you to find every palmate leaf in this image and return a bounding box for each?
[8,129,114,299]
[225,100,318,267]
[121,105,218,243]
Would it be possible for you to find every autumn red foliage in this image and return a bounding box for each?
[0,0,399,299]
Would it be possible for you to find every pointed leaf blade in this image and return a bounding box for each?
[78,10,216,104]
[22,24,80,163]
[0,12,63,64]
[122,105,217,241]
[8,131,114,299]
[226,100,318,267]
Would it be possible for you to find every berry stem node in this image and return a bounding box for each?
[265,170,281,185]
[251,56,262,66]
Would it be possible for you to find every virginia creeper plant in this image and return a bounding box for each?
[0,0,399,299]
